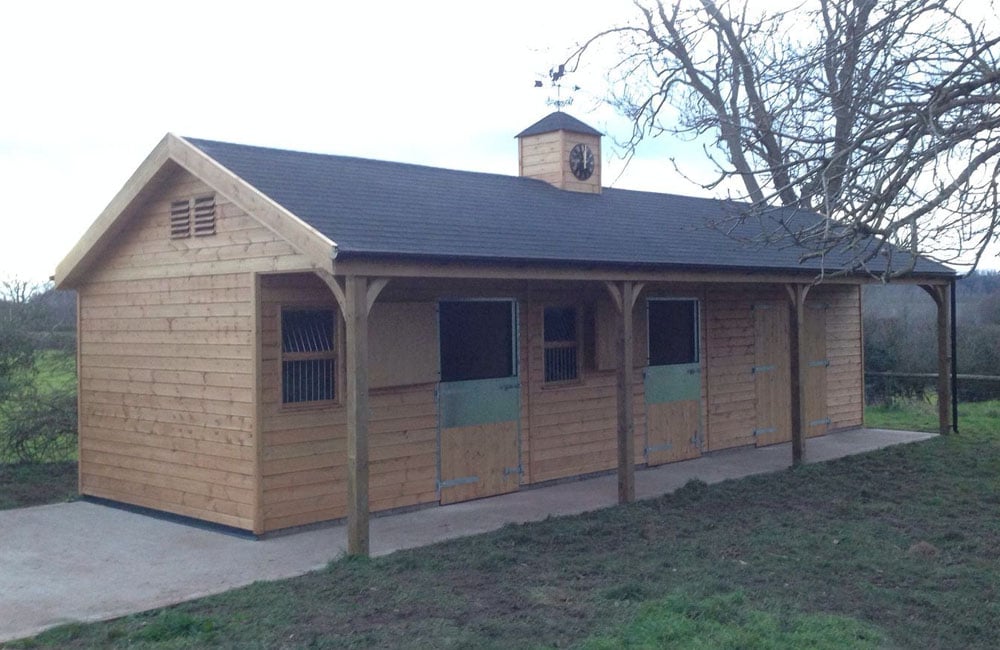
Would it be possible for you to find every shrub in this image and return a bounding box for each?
[0,382,77,464]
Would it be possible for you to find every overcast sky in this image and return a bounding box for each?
[2,0,705,284]
[1,1,994,285]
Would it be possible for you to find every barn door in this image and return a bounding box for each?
[753,302,792,447]
[644,299,702,465]
[437,300,520,504]
[803,304,830,438]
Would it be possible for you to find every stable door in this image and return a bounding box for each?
[437,300,521,504]
[753,302,792,446]
[803,304,830,438]
[644,298,702,465]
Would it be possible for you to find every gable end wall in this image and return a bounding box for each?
[76,165,315,532]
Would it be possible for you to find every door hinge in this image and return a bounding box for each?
[438,475,478,489]
[752,365,775,375]
[753,427,777,437]
[808,418,832,427]
[645,442,673,454]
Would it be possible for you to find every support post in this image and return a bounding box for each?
[344,275,371,556]
[606,281,638,504]
[921,284,952,435]
[786,284,810,466]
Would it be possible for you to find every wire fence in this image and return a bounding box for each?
[865,372,1000,405]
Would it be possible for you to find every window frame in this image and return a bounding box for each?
[542,304,583,384]
[279,304,341,408]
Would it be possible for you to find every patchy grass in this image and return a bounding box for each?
[867,396,1000,434]
[0,461,76,510]
[8,402,1000,649]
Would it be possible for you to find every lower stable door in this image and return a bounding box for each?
[436,299,521,504]
[644,298,702,465]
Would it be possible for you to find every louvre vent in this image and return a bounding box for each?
[169,200,191,239]
[193,195,216,236]
[169,195,216,239]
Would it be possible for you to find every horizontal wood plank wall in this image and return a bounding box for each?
[523,299,645,484]
[259,274,439,531]
[78,167,315,531]
[813,285,863,429]
[704,285,785,451]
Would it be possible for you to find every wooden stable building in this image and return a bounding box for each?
[55,112,954,554]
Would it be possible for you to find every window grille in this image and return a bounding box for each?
[544,306,579,382]
[281,309,336,403]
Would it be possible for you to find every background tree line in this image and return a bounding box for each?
[864,270,1000,402]
[0,279,77,463]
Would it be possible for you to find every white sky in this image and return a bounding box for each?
[1,1,994,284]
[1,0,705,284]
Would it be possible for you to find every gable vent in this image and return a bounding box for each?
[169,195,216,239]
[169,200,191,239]
[192,195,216,236]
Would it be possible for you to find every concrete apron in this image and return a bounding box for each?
[0,428,934,643]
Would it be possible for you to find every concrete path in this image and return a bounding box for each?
[0,427,934,643]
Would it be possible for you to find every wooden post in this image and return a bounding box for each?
[344,275,371,556]
[786,284,810,466]
[921,284,952,435]
[606,281,638,504]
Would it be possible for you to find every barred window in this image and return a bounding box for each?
[281,309,336,404]
[544,306,579,382]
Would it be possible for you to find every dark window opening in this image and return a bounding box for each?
[648,299,699,366]
[544,306,579,382]
[282,308,336,403]
[439,301,515,382]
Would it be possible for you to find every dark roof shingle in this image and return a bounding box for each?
[516,112,603,138]
[183,137,952,277]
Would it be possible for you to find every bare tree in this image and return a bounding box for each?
[570,0,1000,276]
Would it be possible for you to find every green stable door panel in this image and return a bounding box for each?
[436,300,522,505]
[645,298,703,466]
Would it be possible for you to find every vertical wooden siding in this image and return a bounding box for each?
[77,166,314,531]
[814,285,864,429]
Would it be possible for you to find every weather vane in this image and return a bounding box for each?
[534,64,580,110]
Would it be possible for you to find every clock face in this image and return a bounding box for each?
[569,143,595,181]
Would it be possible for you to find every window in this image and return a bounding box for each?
[544,306,579,382]
[439,300,515,382]
[647,299,699,366]
[169,195,216,239]
[281,308,336,404]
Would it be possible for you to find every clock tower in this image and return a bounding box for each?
[516,112,602,194]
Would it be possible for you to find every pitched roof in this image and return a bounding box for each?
[516,111,604,138]
[182,137,952,277]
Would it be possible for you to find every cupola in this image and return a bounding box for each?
[516,112,603,194]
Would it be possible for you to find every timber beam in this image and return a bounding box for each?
[920,284,953,435]
[785,283,811,466]
[604,281,644,504]
[315,272,389,556]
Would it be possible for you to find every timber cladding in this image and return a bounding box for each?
[76,167,314,531]
[79,197,863,535]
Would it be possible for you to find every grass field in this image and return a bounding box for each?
[8,399,998,649]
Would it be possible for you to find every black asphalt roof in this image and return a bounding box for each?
[516,112,604,138]
[184,136,952,277]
